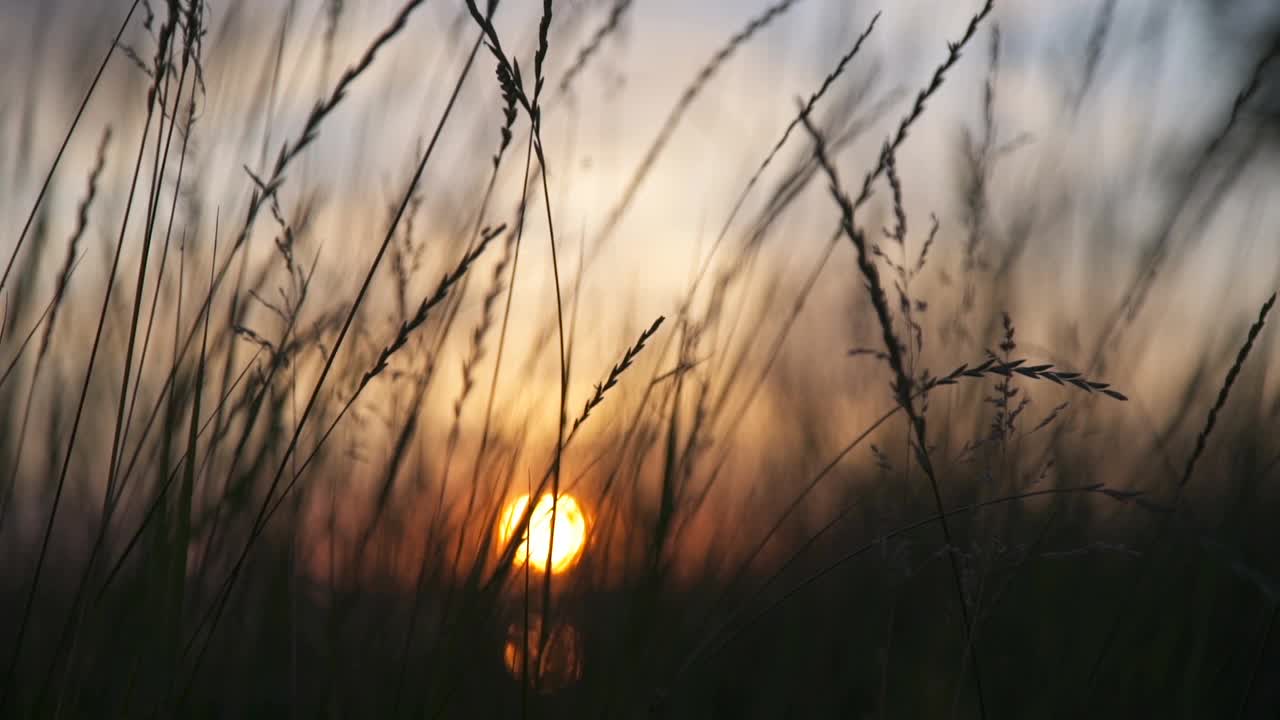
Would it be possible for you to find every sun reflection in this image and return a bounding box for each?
[497,493,588,574]
[502,618,583,692]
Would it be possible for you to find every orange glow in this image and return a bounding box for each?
[502,618,583,692]
[498,493,588,574]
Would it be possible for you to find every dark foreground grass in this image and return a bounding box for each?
[1,0,1279,718]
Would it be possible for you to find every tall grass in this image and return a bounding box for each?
[1,0,1279,717]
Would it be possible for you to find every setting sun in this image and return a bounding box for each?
[498,493,588,574]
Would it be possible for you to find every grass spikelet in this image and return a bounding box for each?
[275,0,431,176]
[747,12,880,205]
[41,128,111,361]
[688,11,881,294]
[595,0,811,243]
[4,1,1278,715]
[1180,292,1276,489]
[798,3,1002,702]
[850,0,996,217]
[175,31,496,694]
[559,0,634,93]
[930,357,1128,401]
[361,225,506,389]
[571,315,665,436]
[0,1,141,296]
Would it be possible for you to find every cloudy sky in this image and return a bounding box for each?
[1,0,1278,409]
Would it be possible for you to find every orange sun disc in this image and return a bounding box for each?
[497,493,588,574]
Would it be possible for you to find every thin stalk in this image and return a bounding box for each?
[0,0,141,295]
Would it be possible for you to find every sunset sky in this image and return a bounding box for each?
[1,0,1277,422]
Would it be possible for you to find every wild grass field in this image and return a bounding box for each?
[0,0,1278,717]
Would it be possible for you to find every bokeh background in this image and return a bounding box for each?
[1,0,1279,716]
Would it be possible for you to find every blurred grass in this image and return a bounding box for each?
[0,0,1278,717]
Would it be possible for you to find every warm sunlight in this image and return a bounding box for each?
[502,618,584,692]
[9,0,1278,713]
[498,493,588,574]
